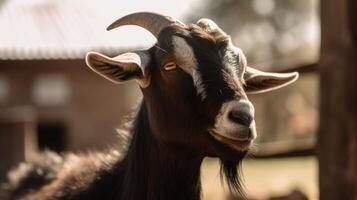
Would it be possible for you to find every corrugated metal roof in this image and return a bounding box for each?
[0,0,199,60]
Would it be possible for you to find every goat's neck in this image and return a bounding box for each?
[119,102,203,200]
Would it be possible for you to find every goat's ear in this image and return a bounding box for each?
[85,51,151,88]
[243,67,299,94]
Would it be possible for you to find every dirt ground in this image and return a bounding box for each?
[201,156,318,200]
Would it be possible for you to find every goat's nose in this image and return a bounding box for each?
[228,110,253,126]
[228,101,254,127]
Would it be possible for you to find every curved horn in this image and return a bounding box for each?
[106,12,185,38]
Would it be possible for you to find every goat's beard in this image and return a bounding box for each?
[219,151,247,198]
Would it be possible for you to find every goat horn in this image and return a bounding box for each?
[106,12,185,38]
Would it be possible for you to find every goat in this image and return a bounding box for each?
[0,12,298,200]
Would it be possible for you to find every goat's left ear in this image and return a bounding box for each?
[243,67,299,94]
[85,51,151,88]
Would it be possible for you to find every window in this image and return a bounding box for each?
[32,74,71,106]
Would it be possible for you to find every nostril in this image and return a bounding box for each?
[228,110,253,126]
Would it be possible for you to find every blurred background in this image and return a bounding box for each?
[0,0,355,199]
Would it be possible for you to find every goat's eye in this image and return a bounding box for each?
[163,62,177,71]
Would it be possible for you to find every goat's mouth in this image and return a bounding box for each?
[209,129,254,151]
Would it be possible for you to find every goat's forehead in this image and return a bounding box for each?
[172,36,197,73]
[169,35,244,100]
[171,36,207,98]
[170,35,246,76]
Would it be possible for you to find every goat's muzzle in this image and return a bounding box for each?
[209,100,256,151]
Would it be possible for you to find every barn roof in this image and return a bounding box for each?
[0,0,197,60]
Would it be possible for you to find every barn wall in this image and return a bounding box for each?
[0,59,141,152]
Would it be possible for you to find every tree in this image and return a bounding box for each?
[317,0,357,199]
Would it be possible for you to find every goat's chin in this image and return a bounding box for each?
[208,130,254,152]
[206,131,250,162]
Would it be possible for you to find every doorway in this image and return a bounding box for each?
[37,122,67,152]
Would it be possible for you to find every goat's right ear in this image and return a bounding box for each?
[243,67,299,94]
[85,51,151,88]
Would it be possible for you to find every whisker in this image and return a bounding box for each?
[155,45,168,54]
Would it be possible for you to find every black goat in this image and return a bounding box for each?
[0,12,298,200]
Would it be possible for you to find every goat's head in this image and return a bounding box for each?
[85,12,298,161]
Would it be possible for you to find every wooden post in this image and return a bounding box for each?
[0,107,38,181]
[317,0,357,199]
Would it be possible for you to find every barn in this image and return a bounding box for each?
[0,0,143,180]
